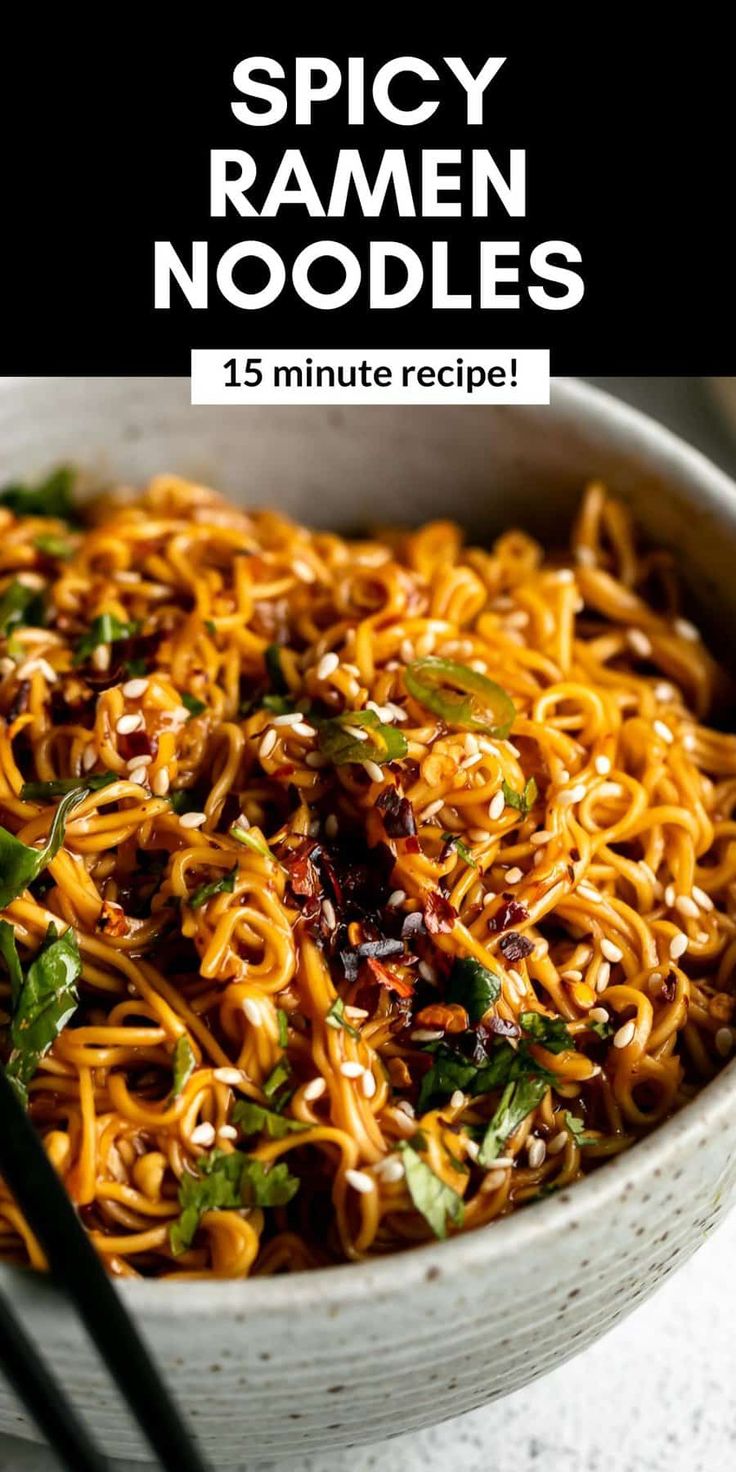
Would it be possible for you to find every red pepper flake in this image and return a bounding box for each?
[488,895,529,933]
[282,840,321,899]
[499,931,534,962]
[97,900,127,936]
[660,971,677,1002]
[366,956,414,997]
[376,787,417,838]
[403,835,421,854]
[424,891,457,934]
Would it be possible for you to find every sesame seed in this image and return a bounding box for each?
[386,702,408,723]
[324,813,339,838]
[449,1090,465,1109]
[669,932,689,960]
[627,629,652,658]
[91,645,110,672]
[421,799,445,820]
[492,1157,515,1169]
[560,783,586,805]
[594,754,611,776]
[363,760,384,784]
[589,1006,609,1023]
[489,790,505,821]
[411,1029,444,1042]
[556,569,575,584]
[272,711,302,728]
[292,721,317,739]
[692,885,714,912]
[152,768,170,796]
[547,1131,568,1155]
[361,1069,377,1098]
[344,1005,369,1020]
[322,899,336,930]
[575,545,596,567]
[190,1123,216,1147]
[121,677,149,699]
[396,1099,415,1118]
[674,617,698,641]
[293,559,315,583]
[418,961,437,984]
[303,1077,326,1101]
[345,1168,374,1195]
[128,767,149,787]
[340,1062,364,1079]
[388,889,406,908]
[460,752,483,770]
[82,745,97,772]
[600,938,623,964]
[464,733,479,755]
[613,1019,636,1049]
[664,883,676,909]
[596,961,611,992]
[675,894,699,920]
[213,1068,245,1086]
[505,867,524,885]
[306,752,328,768]
[504,742,521,759]
[560,969,583,983]
[341,724,369,743]
[505,610,529,630]
[653,719,674,745]
[218,1125,238,1142]
[243,998,261,1026]
[467,828,492,842]
[379,1157,405,1183]
[116,713,143,735]
[259,728,277,760]
[127,754,152,769]
[558,768,570,783]
[483,892,497,907]
[715,1027,734,1058]
[527,1137,547,1168]
[317,651,340,680]
[465,1139,480,1162]
[530,830,553,847]
[655,681,677,702]
[179,811,207,829]
[400,639,416,664]
[682,731,697,752]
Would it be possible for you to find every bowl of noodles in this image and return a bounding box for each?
[1,376,736,1464]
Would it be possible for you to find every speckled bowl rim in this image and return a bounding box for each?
[2,374,736,1321]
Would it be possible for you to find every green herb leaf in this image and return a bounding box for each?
[418,1036,555,1115]
[405,658,515,738]
[5,924,81,1104]
[265,644,288,693]
[262,694,293,715]
[181,692,206,718]
[232,1100,308,1139]
[318,710,408,767]
[0,786,90,908]
[189,867,236,910]
[478,1074,549,1165]
[205,620,217,637]
[564,1110,596,1145]
[445,956,501,1023]
[0,919,23,1007]
[324,995,361,1040]
[441,832,477,869]
[0,467,76,520]
[170,1149,299,1254]
[519,1010,571,1054]
[231,826,277,863]
[277,1008,289,1048]
[20,772,116,802]
[501,777,539,815]
[73,613,139,666]
[398,1142,464,1239]
[0,580,44,639]
[262,1058,291,1101]
[34,534,73,560]
[170,1036,196,1099]
[123,657,148,679]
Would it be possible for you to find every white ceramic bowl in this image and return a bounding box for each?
[1,377,736,1466]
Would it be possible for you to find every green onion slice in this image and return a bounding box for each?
[404,658,515,738]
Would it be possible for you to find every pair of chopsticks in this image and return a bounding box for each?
[0,1067,212,1471]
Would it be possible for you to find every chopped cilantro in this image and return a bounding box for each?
[445,956,501,1023]
[398,1142,464,1239]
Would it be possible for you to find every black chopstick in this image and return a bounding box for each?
[0,1283,109,1472]
[0,1067,212,1472]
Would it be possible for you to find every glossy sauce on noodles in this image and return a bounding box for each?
[0,474,734,1278]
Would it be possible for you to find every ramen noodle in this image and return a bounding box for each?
[0,472,734,1279]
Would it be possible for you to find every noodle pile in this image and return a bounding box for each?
[0,472,735,1279]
